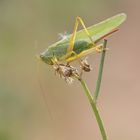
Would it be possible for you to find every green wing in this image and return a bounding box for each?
[75,13,127,42]
[49,13,126,48]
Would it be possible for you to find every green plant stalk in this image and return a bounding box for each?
[80,79,108,140]
[79,40,108,140]
[94,39,107,101]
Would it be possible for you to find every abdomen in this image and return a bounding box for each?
[73,40,92,54]
[48,40,91,61]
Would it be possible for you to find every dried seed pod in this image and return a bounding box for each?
[80,58,92,72]
[53,64,80,83]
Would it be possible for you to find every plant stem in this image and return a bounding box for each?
[94,39,107,101]
[80,79,108,140]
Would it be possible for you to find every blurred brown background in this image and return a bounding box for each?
[0,0,140,140]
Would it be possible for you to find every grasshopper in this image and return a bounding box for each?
[39,13,126,82]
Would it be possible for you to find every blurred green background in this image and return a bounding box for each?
[0,0,140,140]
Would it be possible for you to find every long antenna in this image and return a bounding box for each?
[35,41,53,120]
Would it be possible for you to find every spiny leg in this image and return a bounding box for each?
[78,39,108,57]
[64,16,103,63]
[60,50,79,63]
[66,43,104,63]
[67,16,96,55]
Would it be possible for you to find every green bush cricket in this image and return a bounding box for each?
[39,13,126,82]
[37,13,127,140]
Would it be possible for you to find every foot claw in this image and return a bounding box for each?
[96,46,109,53]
